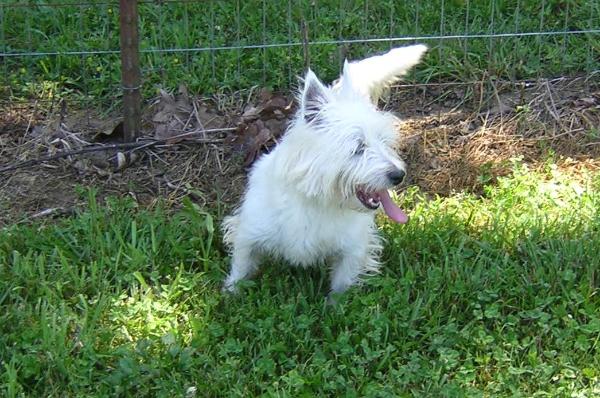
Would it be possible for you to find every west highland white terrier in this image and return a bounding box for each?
[223,45,428,300]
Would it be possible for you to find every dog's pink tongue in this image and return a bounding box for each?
[378,190,409,224]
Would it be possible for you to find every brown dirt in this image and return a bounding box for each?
[390,76,600,195]
[1,76,598,226]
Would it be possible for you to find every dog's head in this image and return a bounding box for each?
[280,45,427,223]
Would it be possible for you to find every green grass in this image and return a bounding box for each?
[2,0,599,104]
[1,161,599,397]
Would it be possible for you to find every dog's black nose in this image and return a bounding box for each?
[388,169,406,185]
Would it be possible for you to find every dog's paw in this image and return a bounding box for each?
[326,291,345,306]
[326,294,337,306]
[221,282,238,294]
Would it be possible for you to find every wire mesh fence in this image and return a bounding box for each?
[1,0,599,109]
[1,1,599,225]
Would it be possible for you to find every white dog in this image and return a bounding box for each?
[223,45,427,299]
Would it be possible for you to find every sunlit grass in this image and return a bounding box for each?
[1,162,599,396]
[2,1,598,102]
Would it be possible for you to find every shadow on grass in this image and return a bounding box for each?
[1,169,599,396]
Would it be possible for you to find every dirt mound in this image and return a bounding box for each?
[392,76,600,195]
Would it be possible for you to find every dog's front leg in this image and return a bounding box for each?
[223,244,259,293]
[328,248,369,302]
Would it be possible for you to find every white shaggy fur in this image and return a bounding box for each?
[223,45,427,298]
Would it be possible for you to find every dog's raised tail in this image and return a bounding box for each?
[338,44,428,103]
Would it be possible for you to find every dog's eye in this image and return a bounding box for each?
[354,141,366,156]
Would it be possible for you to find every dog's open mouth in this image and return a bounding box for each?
[356,189,409,224]
[356,190,381,210]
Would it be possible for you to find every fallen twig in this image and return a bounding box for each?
[30,207,68,219]
[0,128,235,174]
[0,142,145,174]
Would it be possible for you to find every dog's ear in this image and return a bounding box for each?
[337,44,428,104]
[301,69,332,124]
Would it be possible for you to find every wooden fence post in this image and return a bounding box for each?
[119,0,141,142]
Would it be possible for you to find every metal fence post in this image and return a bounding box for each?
[119,0,141,142]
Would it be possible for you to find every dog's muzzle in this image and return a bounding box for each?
[387,169,405,186]
[356,168,405,211]
[354,166,409,224]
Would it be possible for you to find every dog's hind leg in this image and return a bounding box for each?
[223,244,260,293]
